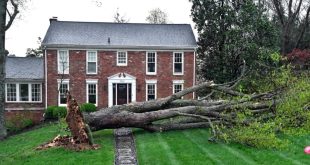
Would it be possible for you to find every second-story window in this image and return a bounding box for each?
[173,52,184,75]
[146,52,156,75]
[58,50,69,74]
[117,51,127,66]
[87,51,97,74]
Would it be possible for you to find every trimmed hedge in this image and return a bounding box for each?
[44,106,67,119]
[80,103,97,112]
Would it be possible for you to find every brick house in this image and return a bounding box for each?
[4,56,45,123]
[42,18,197,109]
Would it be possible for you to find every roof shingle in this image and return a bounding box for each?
[5,57,44,80]
[42,21,197,49]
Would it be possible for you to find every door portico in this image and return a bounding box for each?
[108,73,136,107]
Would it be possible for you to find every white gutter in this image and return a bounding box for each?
[193,49,196,99]
[44,47,47,109]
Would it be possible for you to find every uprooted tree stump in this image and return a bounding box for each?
[36,92,99,151]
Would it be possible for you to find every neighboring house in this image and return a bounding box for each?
[5,56,45,123]
[42,18,197,109]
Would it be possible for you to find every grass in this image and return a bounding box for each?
[134,128,310,165]
[1,124,309,165]
[0,123,114,165]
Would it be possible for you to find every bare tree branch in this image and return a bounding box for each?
[5,0,19,31]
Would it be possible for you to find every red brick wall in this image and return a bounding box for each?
[4,82,45,124]
[5,111,44,124]
[46,49,195,109]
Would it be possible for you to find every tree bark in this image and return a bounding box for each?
[81,81,273,132]
[0,0,8,140]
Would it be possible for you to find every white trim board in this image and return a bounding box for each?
[108,73,136,107]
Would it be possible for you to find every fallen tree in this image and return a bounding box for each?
[84,80,275,132]
[37,80,276,151]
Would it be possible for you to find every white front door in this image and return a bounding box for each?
[108,73,136,107]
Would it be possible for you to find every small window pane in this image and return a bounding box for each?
[174,63,182,73]
[88,62,96,73]
[87,52,96,62]
[31,84,41,101]
[6,84,16,101]
[20,84,29,101]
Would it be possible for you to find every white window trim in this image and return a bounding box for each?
[173,80,184,94]
[86,79,98,106]
[57,50,69,74]
[5,83,43,103]
[145,80,157,101]
[117,51,128,66]
[57,79,69,106]
[86,50,98,74]
[146,51,157,75]
[173,52,184,75]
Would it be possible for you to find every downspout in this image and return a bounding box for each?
[44,47,47,109]
[193,48,196,99]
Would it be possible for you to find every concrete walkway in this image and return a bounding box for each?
[114,128,138,165]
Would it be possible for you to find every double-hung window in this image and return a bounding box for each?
[58,79,69,106]
[117,51,127,66]
[173,52,184,75]
[173,80,184,94]
[87,51,97,74]
[146,52,157,75]
[58,50,69,74]
[145,80,157,101]
[5,83,42,102]
[6,84,17,101]
[86,79,98,106]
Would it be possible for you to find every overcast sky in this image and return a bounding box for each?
[5,0,195,56]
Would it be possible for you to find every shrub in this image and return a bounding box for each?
[287,49,310,69]
[52,106,67,118]
[5,113,34,133]
[80,103,97,112]
[44,106,58,119]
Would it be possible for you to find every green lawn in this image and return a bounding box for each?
[1,124,309,165]
[134,128,310,165]
[0,123,114,165]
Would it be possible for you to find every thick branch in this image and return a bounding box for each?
[5,0,19,31]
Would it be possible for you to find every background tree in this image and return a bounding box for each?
[146,8,168,24]
[0,0,20,139]
[113,8,129,23]
[269,0,310,55]
[190,0,279,84]
[26,37,43,57]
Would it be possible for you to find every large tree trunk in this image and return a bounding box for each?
[83,81,274,132]
[0,0,8,140]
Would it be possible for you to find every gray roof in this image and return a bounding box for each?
[5,57,44,80]
[42,21,197,49]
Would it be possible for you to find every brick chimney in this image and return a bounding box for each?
[49,16,58,24]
